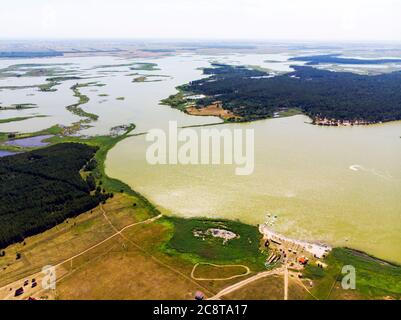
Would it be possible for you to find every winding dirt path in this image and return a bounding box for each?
[0,210,163,300]
[57,211,164,267]
[1,205,219,300]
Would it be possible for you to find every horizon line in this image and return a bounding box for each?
[0,37,401,45]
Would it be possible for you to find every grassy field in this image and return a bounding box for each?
[222,274,312,300]
[0,199,113,288]
[0,193,245,300]
[54,219,208,300]
[53,211,272,300]
[276,108,303,118]
[0,192,155,284]
[224,276,285,300]
[161,217,267,271]
[303,248,401,300]
[192,264,249,280]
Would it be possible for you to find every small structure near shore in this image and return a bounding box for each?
[313,117,378,126]
[259,224,331,259]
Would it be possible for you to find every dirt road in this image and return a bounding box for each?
[284,265,289,300]
[208,267,285,300]
[0,212,163,300]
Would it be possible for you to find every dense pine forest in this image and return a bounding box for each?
[184,64,401,123]
[0,143,109,249]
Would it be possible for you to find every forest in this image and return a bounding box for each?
[289,53,401,65]
[0,143,109,249]
[184,64,401,123]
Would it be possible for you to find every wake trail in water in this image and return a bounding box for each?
[349,164,393,180]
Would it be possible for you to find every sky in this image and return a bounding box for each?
[0,0,400,42]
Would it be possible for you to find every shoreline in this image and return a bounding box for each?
[103,102,401,266]
[0,61,400,275]
[312,117,400,127]
[4,126,399,268]
[1,99,399,267]
[1,119,401,301]
[259,224,332,259]
[162,88,401,127]
[104,137,400,267]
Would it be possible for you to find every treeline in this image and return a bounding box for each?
[0,51,63,58]
[289,54,401,65]
[185,64,401,123]
[0,143,109,249]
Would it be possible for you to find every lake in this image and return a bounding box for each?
[108,115,401,263]
[1,52,400,264]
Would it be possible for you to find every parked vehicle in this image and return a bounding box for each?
[15,287,24,297]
